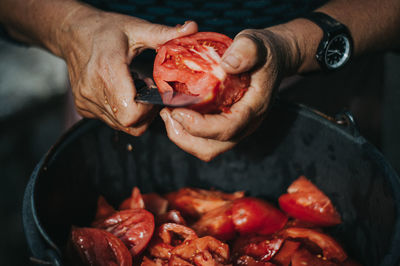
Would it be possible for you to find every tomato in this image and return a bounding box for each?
[165,187,244,218]
[157,223,198,246]
[232,235,284,263]
[232,197,288,235]
[170,236,230,265]
[278,176,342,226]
[142,193,168,215]
[271,240,300,266]
[94,195,115,222]
[119,187,145,210]
[93,209,155,256]
[192,202,236,241]
[67,227,132,266]
[153,32,250,113]
[283,227,347,262]
[156,210,186,226]
[291,248,338,266]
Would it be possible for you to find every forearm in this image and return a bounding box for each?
[0,0,95,57]
[268,0,400,74]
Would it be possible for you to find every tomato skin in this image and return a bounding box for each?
[153,32,250,113]
[165,187,244,218]
[278,176,341,227]
[291,248,338,266]
[271,240,300,266]
[232,197,288,235]
[94,195,115,222]
[92,209,155,256]
[192,202,236,241]
[67,227,132,266]
[283,227,347,262]
[119,187,145,210]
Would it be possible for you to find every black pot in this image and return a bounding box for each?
[23,101,400,266]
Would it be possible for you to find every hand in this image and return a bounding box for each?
[58,7,197,135]
[160,27,301,161]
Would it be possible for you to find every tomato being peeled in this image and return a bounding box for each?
[153,32,250,113]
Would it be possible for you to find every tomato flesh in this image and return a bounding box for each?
[153,32,250,113]
[232,197,288,235]
[279,176,342,226]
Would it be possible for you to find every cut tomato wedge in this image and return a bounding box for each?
[283,227,347,262]
[154,32,250,113]
[232,197,288,235]
[279,176,341,226]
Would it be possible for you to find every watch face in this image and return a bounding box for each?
[324,34,351,69]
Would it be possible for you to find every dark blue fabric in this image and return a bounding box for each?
[82,0,327,38]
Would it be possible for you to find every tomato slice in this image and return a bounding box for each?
[271,240,301,266]
[119,187,145,210]
[68,227,132,266]
[92,209,155,256]
[192,202,236,241]
[283,227,347,262]
[157,223,198,246]
[291,248,338,266]
[171,236,230,265]
[165,187,244,218]
[278,176,342,226]
[153,32,250,113]
[94,195,115,222]
[232,197,288,235]
[142,193,168,216]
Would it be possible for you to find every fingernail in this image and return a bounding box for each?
[177,21,191,33]
[160,111,168,121]
[222,55,241,69]
[172,113,183,123]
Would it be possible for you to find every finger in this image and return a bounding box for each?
[98,55,156,128]
[160,109,235,162]
[169,103,253,141]
[221,30,267,74]
[134,21,198,49]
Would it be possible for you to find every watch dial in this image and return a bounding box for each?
[324,34,351,69]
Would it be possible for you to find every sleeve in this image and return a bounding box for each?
[0,24,26,46]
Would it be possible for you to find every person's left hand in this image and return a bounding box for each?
[159,27,301,161]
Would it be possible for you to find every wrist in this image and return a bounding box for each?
[267,18,323,75]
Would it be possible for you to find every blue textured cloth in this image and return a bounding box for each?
[82,0,327,38]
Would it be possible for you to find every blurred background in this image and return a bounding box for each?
[0,39,399,265]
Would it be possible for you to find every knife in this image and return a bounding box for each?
[134,79,200,107]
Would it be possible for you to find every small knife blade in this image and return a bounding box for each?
[134,79,200,107]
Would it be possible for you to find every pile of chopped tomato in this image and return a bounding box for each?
[153,32,250,113]
[66,176,361,265]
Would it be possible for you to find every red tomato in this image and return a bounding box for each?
[291,248,338,266]
[153,32,250,113]
[171,236,230,265]
[271,240,301,266]
[92,209,155,256]
[94,195,115,222]
[165,187,244,218]
[68,227,132,266]
[157,223,198,246]
[236,255,275,266]
[279,176,342,226]
[192,202,236,241]
[156,210,186,226]
[119,187,145,210]
[232,197,288,235]
[232,235,284,263]
[142,193,168,216]
[283,227,347,262]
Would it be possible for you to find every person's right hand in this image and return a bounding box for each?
[57,7,198,135]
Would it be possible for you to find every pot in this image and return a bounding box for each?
[23,101,400,265]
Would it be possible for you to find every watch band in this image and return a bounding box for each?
[302,12,346,33]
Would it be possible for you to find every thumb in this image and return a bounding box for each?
[221,33,267,74]
[140,21,198,49]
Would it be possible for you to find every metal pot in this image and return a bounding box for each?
[23,101,400,265]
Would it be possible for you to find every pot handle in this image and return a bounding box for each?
[333,110,360,137]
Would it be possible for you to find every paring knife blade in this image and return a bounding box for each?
[134,79,200,107]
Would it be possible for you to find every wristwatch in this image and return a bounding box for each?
[302,12,353,71]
